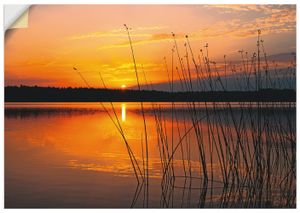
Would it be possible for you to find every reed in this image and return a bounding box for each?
[72,26,296,208]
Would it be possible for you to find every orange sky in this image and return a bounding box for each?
[5,5,296,89]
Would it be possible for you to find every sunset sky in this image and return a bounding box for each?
[5,5,296,89]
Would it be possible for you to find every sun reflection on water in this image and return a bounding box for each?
[121,103,126,122]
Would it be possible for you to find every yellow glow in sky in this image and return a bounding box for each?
[5,5,296,88]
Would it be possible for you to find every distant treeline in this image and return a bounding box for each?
[5,86,296,102]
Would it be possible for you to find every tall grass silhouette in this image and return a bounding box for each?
[73,26,296,208]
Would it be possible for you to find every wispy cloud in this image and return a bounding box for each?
[97,5,295,50]
[99,62,162,75]
[68,25,168,40]
[195,7,295,38]
[204,4,294,14]
[98,33,186,50]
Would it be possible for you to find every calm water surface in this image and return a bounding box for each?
[5,102,296,208]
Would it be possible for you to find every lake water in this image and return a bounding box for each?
[5,102,296,208]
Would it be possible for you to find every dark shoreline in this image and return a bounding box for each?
[5,86,296,102]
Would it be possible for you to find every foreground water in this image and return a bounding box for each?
[5,102,296,208]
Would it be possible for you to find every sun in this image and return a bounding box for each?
[121,84,126,89]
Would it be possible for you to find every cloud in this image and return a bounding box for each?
[204,4,294,14]
[195,7,295,39]
[98,33,186,50]
[99,8,295,50]
[71,5,296,50]
[198,5,295,38]
[68,25,168,40]
[99,62,162,74]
